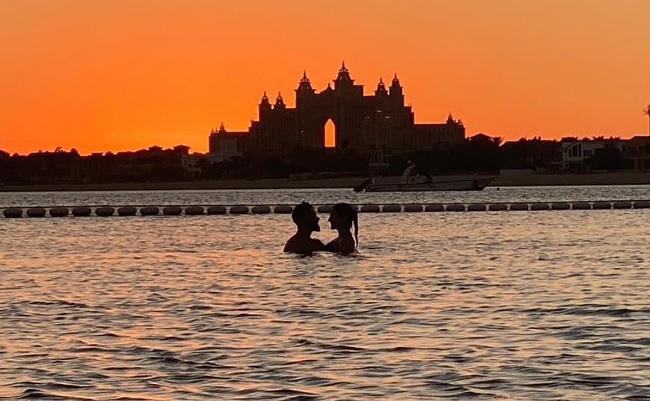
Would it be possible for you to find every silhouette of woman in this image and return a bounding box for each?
[324,202,358,255]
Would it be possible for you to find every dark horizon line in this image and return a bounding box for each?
[2,133,648,158]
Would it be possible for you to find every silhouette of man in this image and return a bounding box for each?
[284,201,325,255]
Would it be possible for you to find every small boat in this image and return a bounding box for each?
[353,164,496,192]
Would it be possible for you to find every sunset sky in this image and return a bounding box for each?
[1,0,649,155]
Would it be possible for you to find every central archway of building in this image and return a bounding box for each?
[324,118,336,148]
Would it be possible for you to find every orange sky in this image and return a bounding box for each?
[1,0,649,155]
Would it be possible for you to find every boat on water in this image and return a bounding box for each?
[353,164,496,192]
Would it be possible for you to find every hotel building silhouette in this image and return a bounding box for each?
[209,63,465,161]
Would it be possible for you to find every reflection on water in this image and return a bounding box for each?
[3,185,650,207]
[1,194,650,400]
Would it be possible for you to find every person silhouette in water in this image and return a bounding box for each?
[324,202,358,255]
[284,201,325,255]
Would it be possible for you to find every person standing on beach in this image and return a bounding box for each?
[284,201,325,255]
[324,203,358,256]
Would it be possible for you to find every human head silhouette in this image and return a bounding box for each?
[328,202,358,248]
[292,201,320,233]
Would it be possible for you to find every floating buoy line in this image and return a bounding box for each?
[1,200,648,218]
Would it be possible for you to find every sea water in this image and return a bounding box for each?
[1,187,649,400]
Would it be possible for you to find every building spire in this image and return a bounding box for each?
[335,61,353,84]
[259,91,271,114]
[275,92,285,108]
[260,91,270,105]
[376,76,387,95]
[297,70,314,96]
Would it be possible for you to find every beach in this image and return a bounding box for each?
[2,171,650,192]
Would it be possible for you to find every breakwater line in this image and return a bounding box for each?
[2,200,650,218]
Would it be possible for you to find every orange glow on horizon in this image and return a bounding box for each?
[1,0,650,155]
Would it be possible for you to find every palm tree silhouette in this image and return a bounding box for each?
[645,104,650,135]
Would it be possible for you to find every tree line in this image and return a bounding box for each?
[0,136,634,185]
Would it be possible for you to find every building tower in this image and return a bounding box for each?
[295,71,315,108]
[389,73,404,110]
[334,61,354,91]
[258,92,271,118]
[274,92,286,110]
[375,77,389,110]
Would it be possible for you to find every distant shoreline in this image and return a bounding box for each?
[2,172,650,192]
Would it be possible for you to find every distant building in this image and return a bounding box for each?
[561,139,627,170]
[500,138,562,172]
[208,63,465,160]
[208,123,246,162]
[181,154,204,178]
[626,136,650,170]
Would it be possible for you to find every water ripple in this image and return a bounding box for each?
[1,191,650,400]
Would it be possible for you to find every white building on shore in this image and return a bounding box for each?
[561,139,627,170]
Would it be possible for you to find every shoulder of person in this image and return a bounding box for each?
[283,235,298,252]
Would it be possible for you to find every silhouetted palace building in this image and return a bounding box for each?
[209,63,465,160]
